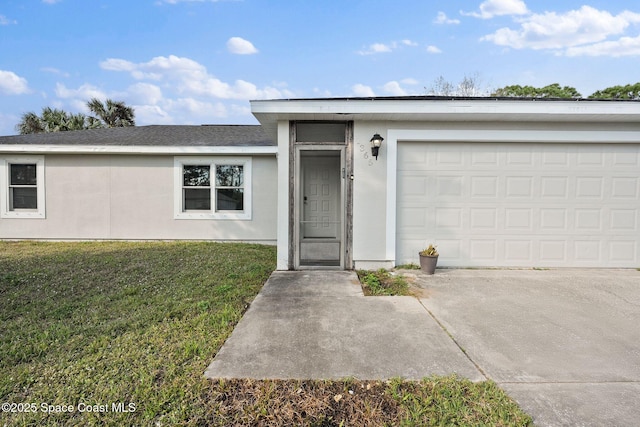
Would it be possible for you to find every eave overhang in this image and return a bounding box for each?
[251,97,640,142]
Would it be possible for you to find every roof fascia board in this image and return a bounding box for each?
[251,99,640,122]
[0,145,278,155]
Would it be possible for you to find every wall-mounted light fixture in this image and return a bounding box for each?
[370,133,384,160]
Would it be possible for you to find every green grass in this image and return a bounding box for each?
[357,268,411,296]
[1,241,532,426]
[394,263,421,270]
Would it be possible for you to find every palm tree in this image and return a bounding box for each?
[16,112,46,134]
[16,108,91,134]
[87,98,135,128]
[15,99,135,134]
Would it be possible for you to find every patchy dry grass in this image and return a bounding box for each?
[205,376,532,426]
[1,242,532,426]
[357,269,410,296]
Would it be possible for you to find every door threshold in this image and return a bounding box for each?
[297,265,344,271]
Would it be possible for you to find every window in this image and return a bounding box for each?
[183,165,211,210]
[1,156,46,218]
[215,165,244,211]
[174,157,251,220]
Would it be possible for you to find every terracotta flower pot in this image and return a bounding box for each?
[419,254,438,275]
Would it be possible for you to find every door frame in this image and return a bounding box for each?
[294,146,346,269]
[288,120,354,270]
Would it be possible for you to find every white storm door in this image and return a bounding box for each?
[302,157,340,238]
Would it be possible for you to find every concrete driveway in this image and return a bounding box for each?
[205,268,640,426]
[412,268,640,427]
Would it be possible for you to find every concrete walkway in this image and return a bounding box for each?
[205,270,483,380]
[205,268,640,427]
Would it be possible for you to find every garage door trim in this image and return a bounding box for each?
[385,128,640,265]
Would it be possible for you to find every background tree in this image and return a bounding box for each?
[16,112,45,135]
[87,98,135,127]
[16,99,135,134]
[492,83,582,98]
[426,73,491,97]
[588,82,640,99]
[16,107,100,134]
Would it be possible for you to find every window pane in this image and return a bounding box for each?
[184,188,211,210]
[10,164,37,185]
[216,165,243,187]
[296,123,346,143]
[183,165,210,187]
[216,189,244,211]
[10,188,37,209]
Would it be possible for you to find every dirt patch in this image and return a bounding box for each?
[207,378,399,426]
[396,271,432,299]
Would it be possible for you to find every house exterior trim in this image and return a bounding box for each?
[0,145,278,155]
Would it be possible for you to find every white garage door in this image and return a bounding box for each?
[397,142,640,268]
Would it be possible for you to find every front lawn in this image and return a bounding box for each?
[0,241,531,426]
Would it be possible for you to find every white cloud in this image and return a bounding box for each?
[565,34,640,57]
[383,81,407,96]
[41,67,70,77]
[94,54,295,125]
[463,0,528,19]
[434,11,460,25]
[55,83,107,101]
[401,78,419,85]
[482,6,640,53]
[110,55,207,81]
[351,84,375,97]
[357,43,392,55]
[42,0,62,4]
[230,103,251,117]
[313,88,332,97]
[54,83,110,112]
[158,0,225,3]
[0,14,17,25]
[100,55,293,100]
[101,58,137,72]
[357,40,418,55]
[133,105,173,125]
[426,45,442,54]
[0,70,30,95]
[128,83,163,105]
[226,37,258,55]
[170,98,227,117]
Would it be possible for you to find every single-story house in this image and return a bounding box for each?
[1,96,639,270]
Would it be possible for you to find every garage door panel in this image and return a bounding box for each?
[397,142,640,267]
[611,177,639,198]
[610,241,637,262]
[504,240,533,263]
[613,149,639,166]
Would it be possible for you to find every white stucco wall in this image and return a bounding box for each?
[0,154,278,242]
[276,121,290,270]
[351,123,392,269]
[350,120,640,269]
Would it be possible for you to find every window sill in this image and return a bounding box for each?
[1,210,46,219]
[174,211,251,220]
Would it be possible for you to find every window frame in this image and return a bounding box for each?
[1,156,46,219]
[174,156,252,220]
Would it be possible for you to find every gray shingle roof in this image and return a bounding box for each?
[0,125,274,146]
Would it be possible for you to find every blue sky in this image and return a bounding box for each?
[1,0,640,135]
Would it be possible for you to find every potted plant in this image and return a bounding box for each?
[419,244,439,275]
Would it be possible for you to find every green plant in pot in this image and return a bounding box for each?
[419,244,439,275]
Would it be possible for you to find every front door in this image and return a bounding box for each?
[298,151,343,267]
